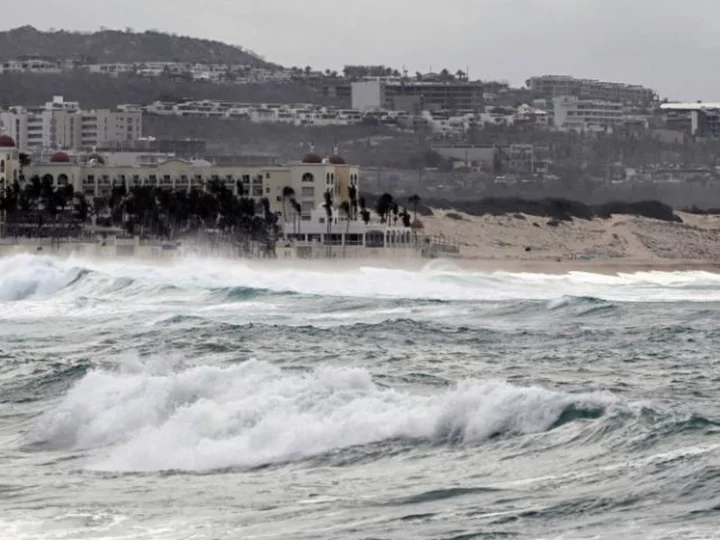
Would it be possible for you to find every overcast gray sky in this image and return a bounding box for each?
[4,0,717,101]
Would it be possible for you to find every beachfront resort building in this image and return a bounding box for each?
[0,96,142,153]
[12,143,359,222]
[0,137,451,257]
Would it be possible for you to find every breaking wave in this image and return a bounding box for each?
[29,359,616,472]
[3,254,720,304]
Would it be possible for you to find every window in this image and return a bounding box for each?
[266,172,270,179]
[302,172,314,183]
[301,186,314,197]
[265,187,270,194]
[0,160,4,173]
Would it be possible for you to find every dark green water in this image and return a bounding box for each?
[0,254,719,539]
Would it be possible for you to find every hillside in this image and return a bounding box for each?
[0,26,273,66]
[0,73,330,109]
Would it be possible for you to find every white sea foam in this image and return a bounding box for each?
[30,358,615,472]
[3,254,720,305]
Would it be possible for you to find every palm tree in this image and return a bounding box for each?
[339,200,351,257]
[18,153,31,182]
[408,194,421,221]
[348,184,358,220]
[281,186,295,229]
[375,193,394,224]
[323,189,333,254]
[359,196,370,224]
[400,208,411,227]
[291,199,302,236]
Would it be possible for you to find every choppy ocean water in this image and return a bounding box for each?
[0,253,719,539]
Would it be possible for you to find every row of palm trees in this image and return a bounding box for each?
[0,176,87,238]
[0,176,281,253]
[1,174,425,253]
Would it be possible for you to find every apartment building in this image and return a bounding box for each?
[351,80,484,112]
[1,57,62,74]
[659,103,720,137]
[0,96,142,152]
[553,96,624,132]
[527,75,656,106]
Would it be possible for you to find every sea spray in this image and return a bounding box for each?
[3,254,720,304]
[30,359,616,472]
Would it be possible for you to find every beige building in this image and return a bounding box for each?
[22,149,359,224]
[0,96,142,153]
[0,135,21,187]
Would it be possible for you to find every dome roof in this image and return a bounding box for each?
[302,152,323,164]
[50,151,70,163]
[328,154,346,165]
[86,152,105,164]
[411,219,425,229]
[0,135,16,148]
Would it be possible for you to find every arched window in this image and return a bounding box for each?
[58,174,69,186]
[302,172,314,183]
[0,160,4,173]
[42,173,54,185]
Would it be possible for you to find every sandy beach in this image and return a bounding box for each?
[3,210,720,275]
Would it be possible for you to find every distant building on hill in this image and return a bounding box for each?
[553,96,624,132]
[0,95,142,153]
[97,136,206,158]
[527,75,656,106]
[659,102,720,138]
[1,57,62,74]
[352,80,484,113]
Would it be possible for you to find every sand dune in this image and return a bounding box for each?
[422,210,720,264]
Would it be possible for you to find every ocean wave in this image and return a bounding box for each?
[0,255,88,301]
[28,359,616,472]
[4,254,720,305]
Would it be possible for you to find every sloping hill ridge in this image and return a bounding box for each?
[0,26,273,66]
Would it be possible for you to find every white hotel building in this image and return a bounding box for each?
[553,96,624,132]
